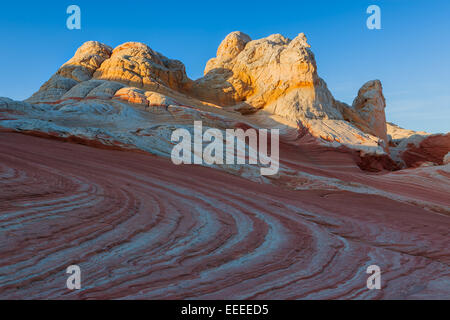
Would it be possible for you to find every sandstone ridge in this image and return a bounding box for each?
[1,31,448,170]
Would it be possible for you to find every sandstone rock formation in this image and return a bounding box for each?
[397,133,450,167]
[113,87,176,107]
[191,32,340,121]
[385,123,449,167]
[189,32,391,153]
[3,31,449,171]
[444,152,450,165]
[387,122,430,142]
[1,132,449,299]
[1,31,449,300]
[350,80,388,144]
[27,41,113,103]
[59,41,113,82]
[94,42,191,92]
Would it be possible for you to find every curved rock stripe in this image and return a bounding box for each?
[0,132,449,299]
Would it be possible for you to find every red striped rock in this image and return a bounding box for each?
[0,132,448,299]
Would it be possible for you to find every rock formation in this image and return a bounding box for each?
[94,42,191,92]
[27,41,113,103]
[191,32,341,121]
[2,31,449,171]
[0,131,448,300]
[350,80,388,144]
[444,152,450,165]
[0,31,449,300]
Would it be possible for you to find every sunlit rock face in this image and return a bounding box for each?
[93,42,192,92]
[351,80,388,144]
[59,41,113,82]
[191,32,340,120]
[184,32,390,154]
[26,41,113,103]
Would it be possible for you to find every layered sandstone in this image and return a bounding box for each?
[0,31,449,300]
[350,80,388,144]
[26,41,113,103]
[191,32,340,120]
[93,42,191,92]
[0,132,449,299]
[3,31,449,170]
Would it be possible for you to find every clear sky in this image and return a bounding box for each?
[0,0,449,133]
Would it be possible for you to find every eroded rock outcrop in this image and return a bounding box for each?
[3,31,448,171]
[27,41,113,103]
[59,41,113,82]
[397,133,450,168]
[387,122,430,142]
[385,123,450,167]
[113,87,176,107]
[191,32,340,122]
[1,31,449,300]
[351,80,388,144]
[93,42,191,92]
[26,41,190,105]
[444,152,450,165]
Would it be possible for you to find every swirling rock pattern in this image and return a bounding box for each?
[0,132,449,299]
[0,31,449,300]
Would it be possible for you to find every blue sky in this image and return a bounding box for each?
[0,0,449,133]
